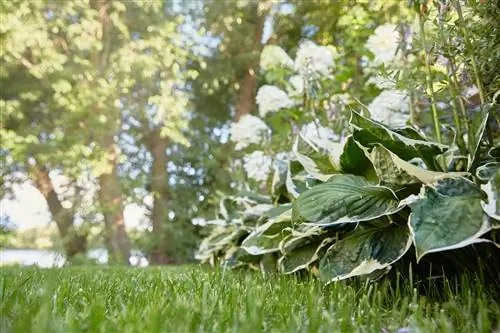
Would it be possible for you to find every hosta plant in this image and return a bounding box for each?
[196,106,499,283]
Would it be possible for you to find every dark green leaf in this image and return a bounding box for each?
[319,224,411,282]
[293,174,401,226]
[350,110,448,171]
[409,177,490,260]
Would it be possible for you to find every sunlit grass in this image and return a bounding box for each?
[1,266,498,332]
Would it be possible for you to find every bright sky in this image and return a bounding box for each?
[0,182,147,231]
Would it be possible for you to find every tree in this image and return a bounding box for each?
[1,0,197,264]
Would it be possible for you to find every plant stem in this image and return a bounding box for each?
[452,0,485,104]
[398,21,419,127]
[436,5,467,155]
[418,12,445,167]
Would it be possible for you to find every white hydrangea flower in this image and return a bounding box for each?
[366,23,401,66]
[256,85,295,117]
[287,75,304,98]
[368,89,410,127]
[260,45,293,70]
[294,41,334,76]
[243,151,273,182]
[298,122,345,169]
[300,121,339,149]
[230,114,270,150]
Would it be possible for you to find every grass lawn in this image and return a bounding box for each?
[1,266,498,333]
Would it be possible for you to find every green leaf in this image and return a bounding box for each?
[369,145,468,191]
[477,163,499,223]
[285,162,320,199]
[319,224,411,282]
[196,226,250,262]
[293,174,401,226]
[476,162,500,181]
[230,191,272,205]
[468,105,491,172]
[241,208,292,255]
[241,204,275,223]
[409,177,491,261]
[350,110,448,171]
[280,224,325,253]
[260,203,292,222]
[339,136,376,179]
[279,237,335,274]
[489,145,500,159]
[292,132,342,181]
[271,158,288,197]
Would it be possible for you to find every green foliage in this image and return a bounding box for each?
[194,0,500,284]
[196,105,498,283]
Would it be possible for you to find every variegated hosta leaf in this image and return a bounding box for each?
[293,174,401,226]
[477,163,500,223]
[260,253,278,273]
[350,110,448,171]
[260,203,292,222]
[279,237,335,274]
[369,145,468,191]
[285,161,320,199]
[271,158,288,197]
[489,145,499,159]
[223,246,252,268]
[280,224,325,253]
[196,226,250,261]
[319,224,412,282]
[468,105,491,172]
[240,207,292,255]
[241,204,275,223]
[339,136,376,179]
[476,162,500,181]
[409,177,491,261]
[292,133,341,181]
[229,191,272,206]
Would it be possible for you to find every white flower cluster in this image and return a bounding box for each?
[287,75,304,98]
[300,121,339,148]
[230,114,270,150]
[294,41,335,76]
[256,85,295,117]
[299,121,345,167]
[260,45,294,70]
[366,23,401,67]
[368,89,410,127]
[243,150,273,182]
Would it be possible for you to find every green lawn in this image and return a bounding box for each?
[1,266,498,333]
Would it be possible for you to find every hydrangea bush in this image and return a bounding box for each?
[194,2,499,283]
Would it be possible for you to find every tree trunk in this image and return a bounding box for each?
[32,167,87,259]
[148,129,175,265]
[90,0,130,265]
[234,7,266,121]
[97,135,131,265]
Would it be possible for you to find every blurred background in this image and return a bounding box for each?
[2,0,474,267]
